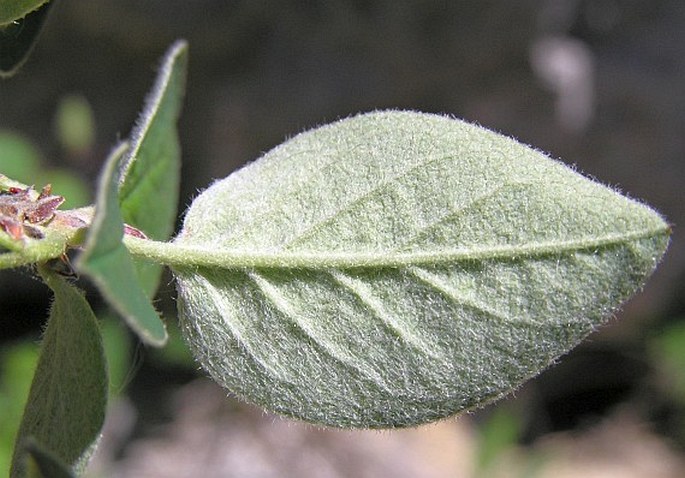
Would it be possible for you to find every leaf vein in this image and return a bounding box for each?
[248,271,392,391]
[408,266,542,328]
[394,180,538,251]
[193,274,292,383]
[330,270,442,359]
[280,151,459,249]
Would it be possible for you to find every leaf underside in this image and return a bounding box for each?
[173,111,669,428]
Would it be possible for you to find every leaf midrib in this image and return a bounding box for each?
[125,226,668,270]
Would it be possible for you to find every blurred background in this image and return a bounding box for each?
[1,0,684,476]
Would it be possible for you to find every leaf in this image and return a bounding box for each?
[119,39,187,296]
[0,1,53,78]
[77,142,167,346]
[10,267,107,477]
[171,111,670,428]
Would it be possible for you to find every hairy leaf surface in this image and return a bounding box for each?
[11,268,106,477]
[119,40,187,296]
[173,111,669,428]
[77,143,167,346]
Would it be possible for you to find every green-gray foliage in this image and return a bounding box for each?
[74,40,188,346]
[76,142,167,346]
[168,111,669,427]
[10,267,106,477]
[119,39,187,295]
[0,38,671,476]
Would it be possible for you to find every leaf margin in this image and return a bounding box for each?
[118,39,188,295]
[167,110,671,428]
[10,265,107,476]
[76,142,167,346]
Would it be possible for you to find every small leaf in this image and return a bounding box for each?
[10,267,107,477]
[172,111,669,428]
[77,143,167,346]
[0,1,53,78]
[119,39,187,296]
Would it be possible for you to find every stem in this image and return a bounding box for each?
[0,234,68,269]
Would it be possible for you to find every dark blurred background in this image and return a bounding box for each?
[1,1,684,476]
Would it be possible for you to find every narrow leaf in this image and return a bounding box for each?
[0,1,53,78]
[11,267,107,477]
[119,39,187,296]
[172,111,669,428]
[77,143,167,346]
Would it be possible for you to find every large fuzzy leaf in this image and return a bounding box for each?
[170,111,669,428]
